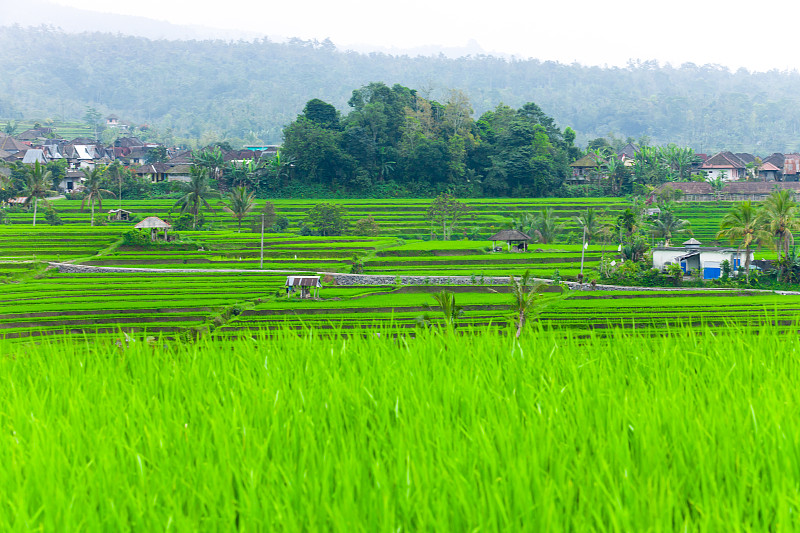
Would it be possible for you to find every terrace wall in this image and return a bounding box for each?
[50,262,762,293]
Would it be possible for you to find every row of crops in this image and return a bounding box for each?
[2,267,796,340]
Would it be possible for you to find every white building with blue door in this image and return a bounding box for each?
[652,239,753,280]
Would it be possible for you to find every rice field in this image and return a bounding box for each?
[2,197,798,529]
[2,326,800,530]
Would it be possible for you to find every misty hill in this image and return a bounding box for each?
[1,24,800,152]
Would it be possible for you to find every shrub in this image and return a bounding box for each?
[273,216,290,232]
[305,203,348,236]
[45,207,64,226]
[121,230,151,247]
[353,216,380,237]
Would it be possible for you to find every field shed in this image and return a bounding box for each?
[285,276,321,299]
[108,209,133,221]
[135,216,172,241]
[490,229,531,252]
[652,238,752,280]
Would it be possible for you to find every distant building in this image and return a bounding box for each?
[652,238,752,280]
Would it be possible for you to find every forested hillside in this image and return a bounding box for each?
[2,25,800,152]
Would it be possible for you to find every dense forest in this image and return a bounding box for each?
[2,26,800,152]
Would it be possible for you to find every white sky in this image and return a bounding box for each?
[49,0,800,72]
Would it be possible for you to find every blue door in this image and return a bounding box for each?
[703,261,721,279]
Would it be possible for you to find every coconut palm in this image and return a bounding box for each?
[650,210,692,247]
[418,290,464,328]
[23,161,55,226]
[509,270,549,338]
[761,189,800,263]
[574,208,601,278]
[716,201,772,284]
[81,166,115,226]
[173,166,221,230]
[531,207,565,244]
[222,186,256,231]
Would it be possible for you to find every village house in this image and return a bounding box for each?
[568,153,604,184]
[701,151,747,181]
[652,238,752,280]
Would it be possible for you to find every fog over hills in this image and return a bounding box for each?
[2,1,800,153]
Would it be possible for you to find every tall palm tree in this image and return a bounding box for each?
[716,201,771,284]
[222,186,256,231]
[192,147,225,183]
[23,161,55,226]
[81,166,115,226]
[106,161,126,209]
[173,166,220,230]
[574,208,601,277]
[761,189,800,263]
[650,210,692,247]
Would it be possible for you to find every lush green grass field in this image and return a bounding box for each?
[2,326,799,530]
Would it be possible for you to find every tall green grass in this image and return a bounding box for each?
[2,325,799,530]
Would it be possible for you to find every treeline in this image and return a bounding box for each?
[277,82,581,198]
[4,26,800,151]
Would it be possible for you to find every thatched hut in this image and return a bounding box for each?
[135,216,172,241]
[489,229,531,252]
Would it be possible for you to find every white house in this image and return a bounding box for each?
[652,238,753,280]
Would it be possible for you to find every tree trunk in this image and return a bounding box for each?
[91,201,95,227]
[579,227,586,277]
[516,310,525,338]
[32,198,38,226]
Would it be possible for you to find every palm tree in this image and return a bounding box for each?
[574,208,601,278]
[192,147,225,183]
[716,201,771,284]
[418,290,464,328]
[173,166,221,230]
[509,270,549,338]
[761,189,800,263]
[23,161,55,226]
[616,208,639,244]
[650,211,692,247]
[81,166,115,226]
[106,161,126,209]
[222,186,256,231]
[531,207,565,244]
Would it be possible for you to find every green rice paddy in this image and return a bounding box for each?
[1,197,796,529]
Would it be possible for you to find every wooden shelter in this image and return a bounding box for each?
[108,209,133,221]
[489,229,531,252]
[134,216,172,241]
[285,276,322,299]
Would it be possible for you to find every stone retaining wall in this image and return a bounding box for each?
[50,263,783,294]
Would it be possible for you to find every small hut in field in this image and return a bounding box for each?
[285,276,321,299]
[489,229,531,252]
[108,209,133,221]
[135,216,172,241]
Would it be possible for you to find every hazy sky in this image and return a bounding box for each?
[49,0,800,72]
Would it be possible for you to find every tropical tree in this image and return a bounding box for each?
[716,201,772,284]
[23,161,55,226]
[761,189,800,263]
[192,147,225,183]
[574,208,601,277]
[616,208,639,244]
[173,166,221,230]
[417,290,464,328]
[531,207,565,244]
[650,210,692,246]
[81,166,116,226]
[222,186,256,231]
[508,270,570,338]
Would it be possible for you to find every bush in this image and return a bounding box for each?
[45,207,64,226]
[121,230,151,247]
[172,213,203,231]
[305,203,348,236]
[273,216,290,232]
[92,213,109,226]
[353,216,380,237]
